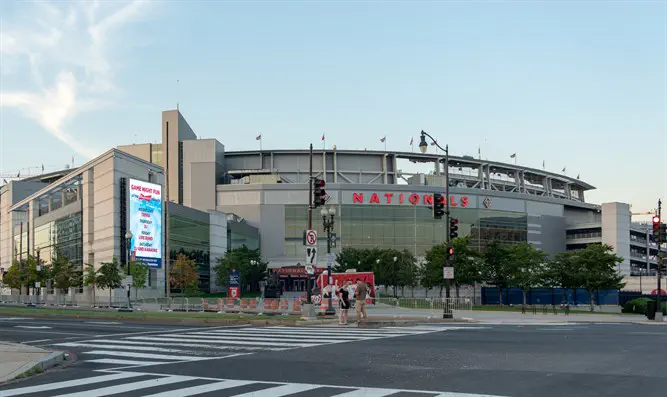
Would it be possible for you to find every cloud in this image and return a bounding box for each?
[0,0,152,159]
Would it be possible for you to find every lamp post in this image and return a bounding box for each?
[250,259,258,294]
[420,130,454,319]
[35,249,41,306]
[321,206,337,316]
[419,130,450,244]
[125,231,133,310]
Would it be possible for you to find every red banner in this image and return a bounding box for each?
[315,272,376,305]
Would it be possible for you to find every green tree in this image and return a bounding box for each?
[396,250,418,297]
[171,253,199,296]
[480,240,516,305]
[2,262,22,290]
[507,242,548,307]
[214,246,267,292]
[51,254,80,293]
[544,251,581,303]
[83,263,98,304]
[575,244,625,311]
[334,248,376,273]
[97,257,123,304]
[374,249,404,296]
[450,236,483,298]
[127,260,149,299]
[423,243,450,297]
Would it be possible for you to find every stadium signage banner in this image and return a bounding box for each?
[128,179,163,268]
[350,192,470,207]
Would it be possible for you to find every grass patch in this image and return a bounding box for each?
[14,365,43,380]
[0,306,300,321]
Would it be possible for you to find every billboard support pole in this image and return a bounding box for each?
[164,121,170,299]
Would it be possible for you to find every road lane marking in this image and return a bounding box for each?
[14,325,52,329]
[21,339,52,343]
[53,374,194,397]
[139,380,255,397]
[0,372,145,396]
[231,383,321,396]
[82,350,206,361]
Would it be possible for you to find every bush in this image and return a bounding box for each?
[622,298,667,315]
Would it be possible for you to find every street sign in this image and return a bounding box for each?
[327,253,334,265]
[443,267,454,280]
[305,230,318,246]
[34,281,40,288]
[305,265,314,275]
[306,246,318,265]
[330,233,337,248]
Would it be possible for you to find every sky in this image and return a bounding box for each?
[0,0,665,216]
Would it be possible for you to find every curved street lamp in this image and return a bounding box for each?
[418,130,451,244]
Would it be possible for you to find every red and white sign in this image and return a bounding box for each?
[228,287,240,298]
[315,271,376,306]
[305,230,317,246]
[351,192,469,207]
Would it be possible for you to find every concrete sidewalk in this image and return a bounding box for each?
[0,342,65,384]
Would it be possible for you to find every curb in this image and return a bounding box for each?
[0,350,65,384]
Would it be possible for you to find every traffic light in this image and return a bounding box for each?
[449,218,459,239]
[447,245,455,263]
[313,178,326,208]
[433,193,445,219]
[653,215,661,241]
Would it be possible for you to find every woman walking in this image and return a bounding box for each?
[338,281,351,325]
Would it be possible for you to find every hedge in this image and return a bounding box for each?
[622,298,667,315]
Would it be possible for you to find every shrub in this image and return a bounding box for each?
[622,298,667,315]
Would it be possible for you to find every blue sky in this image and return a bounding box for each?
[1,0,665,215]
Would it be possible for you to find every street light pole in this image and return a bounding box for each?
[36,249,41,306]
[321,206,336,316]
[419,130,450,243]
[125,231,133,310]
[656,199,663,321]
[419,130,453,318]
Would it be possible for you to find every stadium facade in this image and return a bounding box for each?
[0,109,662,297]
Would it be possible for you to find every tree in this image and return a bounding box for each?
[51,254,80,293]
[2,262,22,290]
[374,249,404,296]
[423,244,450,297]
[480,240,515,305]
[83,263,98,304]
[450,236,483,298]
[334,248,377,273]
[507,242,548,307]
[97,257,123,304]
[544,251,581,303]
[214,246,267,292]
[396,250,418,297]
[575,244,625,311]
[127,260,149,299]
[171,253,199,296]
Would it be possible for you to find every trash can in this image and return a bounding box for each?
[647,300,657,320]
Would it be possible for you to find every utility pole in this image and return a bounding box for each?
[307,143,313,305]
[656,199,663,321]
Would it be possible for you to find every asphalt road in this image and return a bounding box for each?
[0,320,665,397]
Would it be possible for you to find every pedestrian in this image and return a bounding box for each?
[355,278,368,323]
[338,281,351,325]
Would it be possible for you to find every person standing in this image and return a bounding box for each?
[355,278,368,323]
[338,281,351,325]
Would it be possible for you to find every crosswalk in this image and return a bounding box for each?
[0,370,507,397]
[49,325,481,369]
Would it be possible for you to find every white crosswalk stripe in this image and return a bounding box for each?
[48,325,480,369]
[0,370,508,397]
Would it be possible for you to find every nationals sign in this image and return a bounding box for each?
[351,192,469,207]
[128,179,162,268]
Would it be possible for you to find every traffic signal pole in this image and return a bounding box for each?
[307,143,313,305]
[656,199,663,321]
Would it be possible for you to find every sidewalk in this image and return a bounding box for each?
[0,342,65,384]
